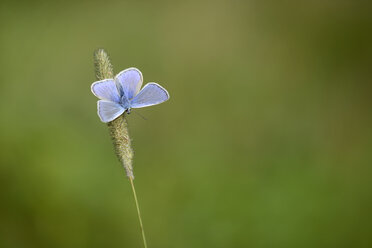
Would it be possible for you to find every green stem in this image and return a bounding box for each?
[129,177,148,248]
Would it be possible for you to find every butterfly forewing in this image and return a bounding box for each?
[130,83,169,109]
[97,100,125,123]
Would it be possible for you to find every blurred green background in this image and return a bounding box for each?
[1,0,371,247]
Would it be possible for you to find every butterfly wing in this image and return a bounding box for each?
[97,100,125,123]
[130,83,169,109]
[91,79,121,102]
[115,68,143,100]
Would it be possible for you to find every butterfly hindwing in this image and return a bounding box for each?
[91,79,121,102]
[115,68,143,100]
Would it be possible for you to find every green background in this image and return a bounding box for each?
[1,0,371,247]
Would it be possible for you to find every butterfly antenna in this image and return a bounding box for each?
[133,111,148,121]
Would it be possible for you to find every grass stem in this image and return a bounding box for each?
[129,177,148,248]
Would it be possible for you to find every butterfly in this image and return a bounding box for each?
[91,68,170,123]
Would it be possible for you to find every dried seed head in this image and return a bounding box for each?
[94,49,114,80]
[93,49,134,179]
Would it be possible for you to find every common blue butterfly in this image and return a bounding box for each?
[91,68,169,123]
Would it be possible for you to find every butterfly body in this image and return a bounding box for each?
[91,68,169,123]
[120,95,131,113]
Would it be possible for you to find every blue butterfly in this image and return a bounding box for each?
[91,68,169,123]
